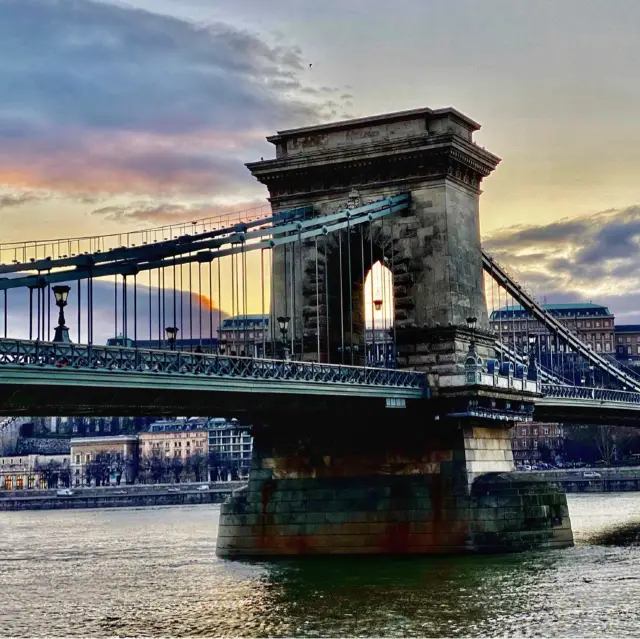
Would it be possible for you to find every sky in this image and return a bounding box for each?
[3,0,640,326]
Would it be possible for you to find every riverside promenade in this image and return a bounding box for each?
[0,481,246,511]
[516,467,640,492]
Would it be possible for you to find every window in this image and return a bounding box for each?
[532,428,538,436]
[16,476,23,489]
[586,322,591,328]
[596,343,602,352]
[86,453,91,462]
[605,343,611,352]
[75,455,80,464]
[618,337,623,343]
[627,337,631,343]
[596,321,601,328]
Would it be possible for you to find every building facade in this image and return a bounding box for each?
[0,454,70,490]
[615,325,640,361]
[511,423,564,464]
[491,303,615,354]
[218,315,269,357]
[70,435,138,486]
[207,418,253,479]
[364,328,396,367]
[139,421,209,460]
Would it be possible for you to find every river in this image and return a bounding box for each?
[0,493,639,637]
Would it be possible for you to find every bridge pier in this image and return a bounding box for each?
[217,106,573,557]
[216,412,573,557]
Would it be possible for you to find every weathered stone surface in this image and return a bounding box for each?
[216,416,573,557]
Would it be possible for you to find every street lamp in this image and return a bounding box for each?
[527,335,538,381]
[373,297,383,312]
[466,317,477,347]
[165,326,179,350]
[277,316,291,360]
[52,285,71,343]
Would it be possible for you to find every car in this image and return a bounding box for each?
[583,471,602,479]
[167,487,180,493]
[196,485,209,491]
[56,488,74,496]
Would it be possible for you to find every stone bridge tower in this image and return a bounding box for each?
[247,107,501,372]
[216,108,573,558]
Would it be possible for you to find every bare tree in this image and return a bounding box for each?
[185,452,207,482]
[565,425,638,465]
[170,456,184,483]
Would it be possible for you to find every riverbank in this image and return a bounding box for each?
[0,481,246,511]
[518,466,640,492]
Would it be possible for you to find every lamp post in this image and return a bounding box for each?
[527,334,538,381]
[165,326,178,351]
[466,316,477,344]
[52,285,71,343]
[277,316,290,360]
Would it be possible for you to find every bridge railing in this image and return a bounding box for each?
[541,383,640,405]
[0,339,426,390]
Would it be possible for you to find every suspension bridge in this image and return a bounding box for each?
[0,105,633,554]
[0,191,638,420]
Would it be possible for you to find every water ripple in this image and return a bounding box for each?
[0,497,638,636]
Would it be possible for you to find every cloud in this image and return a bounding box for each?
[90,198,269,225]
[0,190,50,209]
[0,0,342,197]
[483,205,640,322]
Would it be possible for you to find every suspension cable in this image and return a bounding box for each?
[148,269,152,343]
[347,221,353,365]
[217,256,222,353]
[209,259,213,352]
[133,273,137,345]
[123,275,127,342]
[314,238,320,362]
[189,258,193,350]
[338,229,345,364]
[28,287,33,340]
[325,233,330,363]
[198,261,203,347]
[261,248,266,358]
[114,277,118,341]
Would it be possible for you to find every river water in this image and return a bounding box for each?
[1,494,639,637]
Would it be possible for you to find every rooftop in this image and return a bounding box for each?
[491,303,613,318]
[615,325,640,333]
[267,106,482,142]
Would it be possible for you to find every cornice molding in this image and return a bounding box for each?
[247,134,500,202]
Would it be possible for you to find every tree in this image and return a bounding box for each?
[138,455,167,484]
[36,460,62,488]
[538,443,553,464]
[170,456,184,483]
[208,451,222,482]
[185,452,207,483]
[564,425,637,466]
[85,450,129,486]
